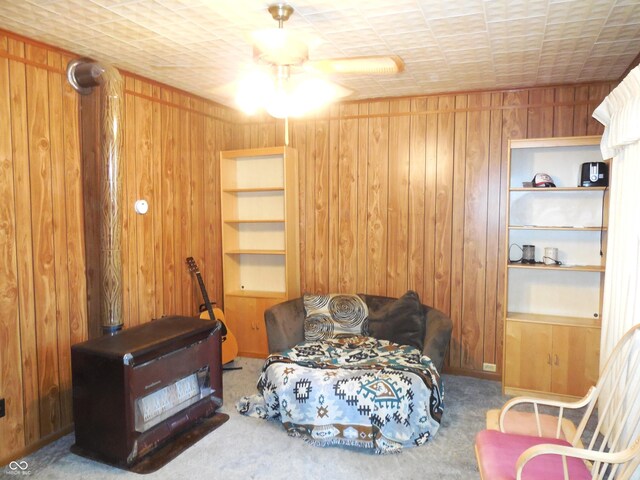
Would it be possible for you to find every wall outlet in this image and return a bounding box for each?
[482,363,497,373]
[0,398,5,418]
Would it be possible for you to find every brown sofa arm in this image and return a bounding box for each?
[264,297,306,354]
[422,306,453,373]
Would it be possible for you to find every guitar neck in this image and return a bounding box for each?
[195,272,213,310]
[194,270,227,337]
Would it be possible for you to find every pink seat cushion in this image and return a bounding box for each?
[476,430,592,480]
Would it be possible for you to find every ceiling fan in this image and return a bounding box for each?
[253,3,404,76]
[233,3,404,118]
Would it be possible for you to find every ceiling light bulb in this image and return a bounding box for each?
[265,80,296,119]
[237,68,352,119]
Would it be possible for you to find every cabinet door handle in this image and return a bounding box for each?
[554,354,559,366]
[547,353,552,365]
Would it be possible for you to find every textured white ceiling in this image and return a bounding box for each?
[0,0,638,109]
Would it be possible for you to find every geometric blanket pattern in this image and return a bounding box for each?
[237,336,443,454]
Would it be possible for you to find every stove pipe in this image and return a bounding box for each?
[67,59,124,335]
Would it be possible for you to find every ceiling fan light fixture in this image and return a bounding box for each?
[235,68,351,119]
[234,3,397,119]
[252,29,308,66]
[234,68,275,115]
[265,89,298,119]
[264,76,351,119]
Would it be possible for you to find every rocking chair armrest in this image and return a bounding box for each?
[499,387,597,433]
[516,440,640,480]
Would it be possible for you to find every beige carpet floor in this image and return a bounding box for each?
[1,357,508,480]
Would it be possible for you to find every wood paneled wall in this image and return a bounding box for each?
[232,83,613,377]
[0,30,237,463]
[0,32,88,463]
[81,74,236,339]
[0,27,615,463]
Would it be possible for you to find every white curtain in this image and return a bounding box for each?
[593,65,640,464]
[593,65,640,364]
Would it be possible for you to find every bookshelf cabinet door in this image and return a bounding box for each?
[551,325,600,397]
[504,321,552,392]
[224,295,282,358]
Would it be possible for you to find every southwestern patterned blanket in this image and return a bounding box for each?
[237,336,443,454]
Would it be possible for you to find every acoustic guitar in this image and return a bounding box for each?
[186,257,239,365]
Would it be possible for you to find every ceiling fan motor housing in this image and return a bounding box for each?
[268,3,294,25]
[253,4,308,66]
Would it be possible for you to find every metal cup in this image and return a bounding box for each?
[522,245,535,263]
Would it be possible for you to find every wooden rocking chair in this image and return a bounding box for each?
[475,323,640,480]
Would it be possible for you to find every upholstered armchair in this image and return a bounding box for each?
[264,293,453,373]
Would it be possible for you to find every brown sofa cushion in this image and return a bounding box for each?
[364,290,426,350]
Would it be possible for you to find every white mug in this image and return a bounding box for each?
[544,247,559,265]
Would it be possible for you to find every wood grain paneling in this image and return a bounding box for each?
[554,87,575,137]
[434,95,455,319]
[460,93,491,371]
[26,46,61,437]
[61,66,87,347]
[0,35,25,457]
[123,76,137,328]
[161,90,176,315]
[387,99,410,298]
[152,86,163,318]
[424,97,439,307]
[483,93,503,366]
[328,106,340,291]
[190,99,205,313]
[60,49,88,393]
[337,103,359,292]
[356,103,369,293]
[528,88,554,138]
[304,121,316,293]
[366,101,389,296]
[9,37,42,449]
[135,79,155,325]
[47,50,73,427]
[450,94,467,366]
[573,86,590,136]
[291,119,307,292]
[314,119,329,293]
[407,98,427,301]
[1,33,92,462]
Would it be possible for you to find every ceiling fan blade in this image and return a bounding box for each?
[304,56,404,75]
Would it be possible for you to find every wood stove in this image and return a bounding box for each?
[71,315,228,473]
